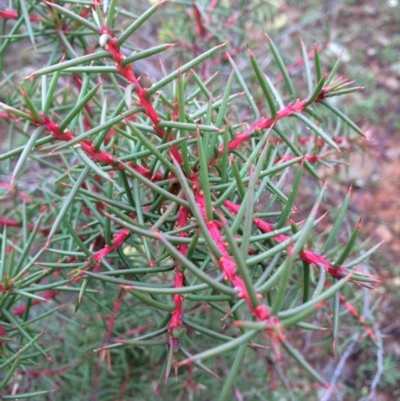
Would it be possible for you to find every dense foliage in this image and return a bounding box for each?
[0,1,379,400]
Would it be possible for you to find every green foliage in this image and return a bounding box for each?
[0,1,381,400]
[358,356,400,390]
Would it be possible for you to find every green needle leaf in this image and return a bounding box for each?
[266,33,296,102]
[177,329,259,366]
[27,52,110,78]
[197,133,213,221]
[301,39,313,95]
[125,288,175,311]
[248,48,277,119]
[221,216,260,309]
[343,241,383,269]
[148,43,226,96]
[275,163,303,229]
[44,1,99,33]
[59,83,101,132]
[19,0,35,47]
[305,72,327,106]
[122,44,174,66]
[313,42,322,82]
[158,235,236,296]
[320,100,365,137]
[228,52,260,119]
[293,112,340,151]
[218,342,246,401]
[279,273,351,322]
[332,291,340,355]
[117,1,164,47]
[11,127,45,185]
[125,121,177,174]
[321,186,351,254]
[46,166,90,247]
[282,340,326,386]
[333,218,361,267]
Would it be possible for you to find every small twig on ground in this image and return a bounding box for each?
[320,333,360,401]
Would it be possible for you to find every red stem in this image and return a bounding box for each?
[0,216,50,235]
[92,228,131,264]
[223,200,377,286]
[12,290,58,316]
[168,201,189,336]
[216,86,335,160]
[33,113,163,181]
[103,38,183,164]
[192,175,272,321]
[193,5,206,38]
[0,9,41,21]
[103,298,122,345]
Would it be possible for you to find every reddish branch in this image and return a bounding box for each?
[321,282,375,344]
[220,95,327,156]
[103,298,122,346]
[215,70,356,161]
[12,290,58,316]
[276,153,327,164]
[1,4,371,375]
[1,182,29,202]
[79,0,101,20]
[27,112,161,180]
[70,229,131,283]
[25,366,69,377]
[193,4,206,38]
[168,202,189,338]
[0,112,19,123]
[338,292,375,339]
[0,216,50,235]
[186,175,286,355]
[0,9,41,21]
[192,175,273,322]
[0,325,7,345]
[38,111,124,167]
[92,228,131,265]
[208,0,219,11]
[100,33,183,163]
[223,200,376,286]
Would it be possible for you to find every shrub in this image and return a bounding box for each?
[0,1,379,399]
